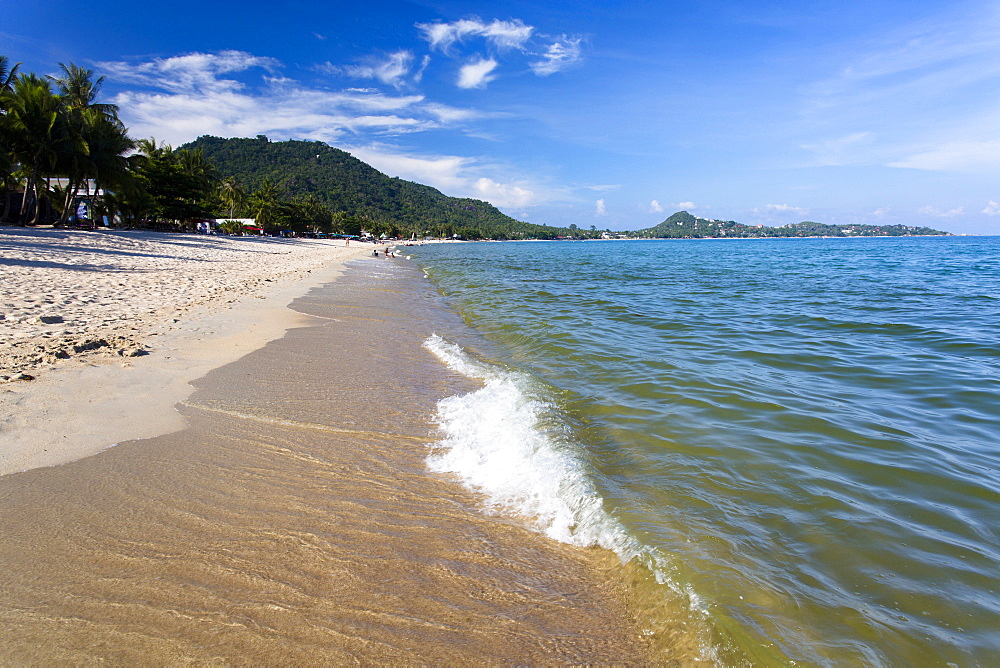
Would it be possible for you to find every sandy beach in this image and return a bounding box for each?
[0,227,369,475]
[0,227,663,663]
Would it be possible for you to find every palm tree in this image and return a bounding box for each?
[51,63,118,122]
[50,63,131,224]
[83,109,134,224]
[248,179,282,229]
[176,147,218,185]
[136,137,169,159]
[0,55,22,222]
[218,176,247,219]
[4,74,82,224]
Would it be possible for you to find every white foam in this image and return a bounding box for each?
[423,333,717,661]
[425,334,643,555]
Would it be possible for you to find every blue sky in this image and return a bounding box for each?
[4,0,1000,234]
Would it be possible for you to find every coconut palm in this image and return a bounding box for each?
[4,73,83,224]
[248,178,282,229]
[0,55,22,222]
[218,176,247,219]
[50,63,131,223]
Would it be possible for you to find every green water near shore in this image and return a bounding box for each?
[410,236,1000,665]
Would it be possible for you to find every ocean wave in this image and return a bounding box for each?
[422,334,717,659]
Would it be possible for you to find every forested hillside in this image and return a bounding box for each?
[183,135,564,239]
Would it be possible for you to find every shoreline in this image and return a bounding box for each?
[0,253,658,663]
[0,226,369,475]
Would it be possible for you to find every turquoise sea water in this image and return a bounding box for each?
[408,237,999,665]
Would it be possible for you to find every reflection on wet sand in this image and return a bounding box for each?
[0,258,653,663]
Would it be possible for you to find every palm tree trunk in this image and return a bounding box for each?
[1,190,13,223]
[19,167,38,225]
[32,180,46,226]
[60,178,77,223]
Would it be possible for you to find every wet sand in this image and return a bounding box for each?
[0,258,657,663]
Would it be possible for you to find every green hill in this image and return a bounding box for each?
[182,135,563,239]
[640,211,950,238]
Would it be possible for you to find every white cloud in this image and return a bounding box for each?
[585,184,621,191]
[473,177,536,208]
[414,55,431,83]
[421,102,485,123]
[649,200,664,213]
[102,51,480,147]
[889,140,1000,172]
[347,146,469,192]
[417,18,533,53]
[765,203,808,215]
[416,17,582,83]
[530,36,583,76]
[595,199,607,216]
[481,19,535,50]
[983,201,1000,215]
[341,50,415,88]
[799,7,1000,174]
[98,50,281,95]
[919,205,964,218]
[872,207,891,218]
[346,145,544,208]
[677,201,696,210]
[457,58,499,89]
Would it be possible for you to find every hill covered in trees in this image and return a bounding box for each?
[638,211,950,239]
[182,135,567,239]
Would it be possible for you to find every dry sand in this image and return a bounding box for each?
[0,226,369,475]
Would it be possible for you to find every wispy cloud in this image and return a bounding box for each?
[889,140,1000,172]
[473,177,536,208]
[101,51,475,146]
[415,16,584,87]
[764,203,808,215]
[677,201,696,210]
[799,6,1000,174]
[595,199,607,216]
[457,58,498,89]
[339,50,417,89]
[98,50,281,94]
[800,132,873,166]
[417,18,534,53]
[983,201,1000,216]
[530,36,583,76]
[585,184,621,191]
[918,205,964,218]
[346,144,544,208]
[649,199,664,213]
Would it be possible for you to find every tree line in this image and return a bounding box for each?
[0,57,365,234]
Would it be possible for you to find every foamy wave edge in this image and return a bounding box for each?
[423,333,716,655]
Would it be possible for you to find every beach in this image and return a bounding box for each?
[0,228,662,663]
[0,228,369,475]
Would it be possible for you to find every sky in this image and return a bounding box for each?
[4,0,1000,234]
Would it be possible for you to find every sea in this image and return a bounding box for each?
[405,236,1000,666]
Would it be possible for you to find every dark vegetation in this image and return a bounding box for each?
[182,135,573,239]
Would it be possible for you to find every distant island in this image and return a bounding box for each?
[632,210,949,240]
